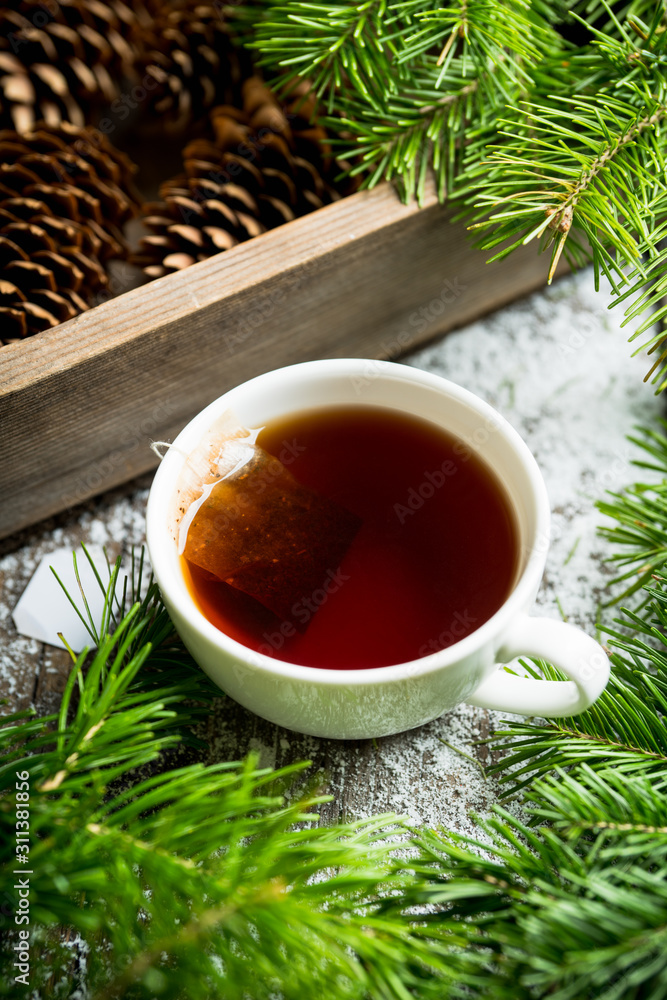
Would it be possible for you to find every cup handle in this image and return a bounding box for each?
[466,615,610,717]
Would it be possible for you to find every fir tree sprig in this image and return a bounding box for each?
[394,0,553,87]
[237,0,667,388]
[597,421,667,600]
[482,422,667,800]
[482,646,667,800]
[0,550,476,999]
[401,785,667,999]
[237,0,410,111]
[529,764,667,854]
[236,0,559,194]
[465,82,667,284]
[8,418,667,998]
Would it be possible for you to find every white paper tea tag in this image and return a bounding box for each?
[12,547,120,653]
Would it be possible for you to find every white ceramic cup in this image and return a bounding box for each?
[146,359,610,739]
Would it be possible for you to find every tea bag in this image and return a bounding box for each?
[173,411,361,623]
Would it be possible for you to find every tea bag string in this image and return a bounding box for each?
[177,436,260,556]
[152,426,262,464]
[150,440,189,460]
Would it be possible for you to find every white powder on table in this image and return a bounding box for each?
[0,267,661,836]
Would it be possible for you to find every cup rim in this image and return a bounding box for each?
[146,359,550,686]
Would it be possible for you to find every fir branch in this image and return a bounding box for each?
[482,584,667,795]
[237,0,667,386]
[484,423,667,800]
[402,798,667,999]
[236,0,559,201]
[596,422,667,600]
[240,0,410,111]
[463,7,667,387]
[7,507,667,997]
[394,0,553,90]
[330,81,479,203]
[0,552,474,999]
[329,51,521,202]
[529,765,667,856]
[484,674,667,799]
[466,81,667,284]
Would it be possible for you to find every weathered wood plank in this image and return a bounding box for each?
[0,176,556,539]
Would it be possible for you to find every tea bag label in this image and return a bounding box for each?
[12,548,122,652]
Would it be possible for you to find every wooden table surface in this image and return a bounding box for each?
[1,268,660,833]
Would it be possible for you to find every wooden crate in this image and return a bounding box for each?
[0,175,554,541]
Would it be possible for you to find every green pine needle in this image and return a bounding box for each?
[0,552,477,998]
[7,415,667,995]
[597,421,667,601]
[235,0,667,389]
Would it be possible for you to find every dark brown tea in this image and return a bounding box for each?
[181,405,518,669]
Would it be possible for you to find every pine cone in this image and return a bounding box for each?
[135,1,248,133]
[0,122,139,344]
[0,1,151,134]
[138,78,341,279]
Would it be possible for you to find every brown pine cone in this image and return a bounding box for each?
[0,122,139,344]
[0,1,151,134]
[1,2,249,137]
[135,1,248,133]
[138,78,341,279]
